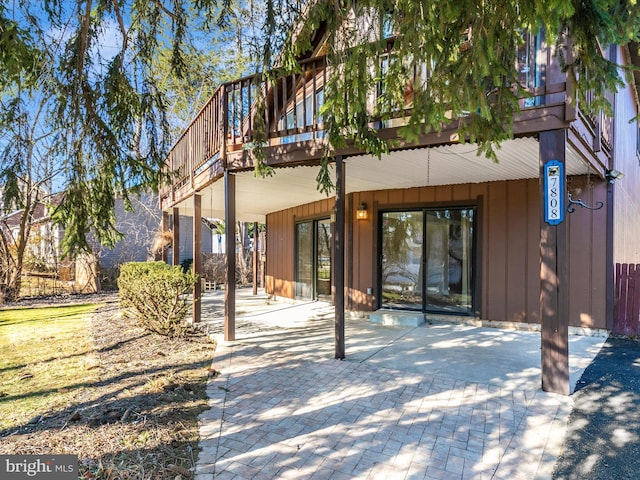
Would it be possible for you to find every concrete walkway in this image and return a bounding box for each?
[194,290,606,480]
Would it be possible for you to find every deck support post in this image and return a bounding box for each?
[224,171,236,341]
[161,211,169,263]
[334,155,346,359]
[172,207,180,267]
[539,129,569,395]
[192,194,202,323]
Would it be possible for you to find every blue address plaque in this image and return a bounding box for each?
[544,160,565,225]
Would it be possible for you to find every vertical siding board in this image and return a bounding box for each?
[505,180,528,323]
[590,183,608,328]
[526,179,541,324]
[403,187,420,204]
[486,182,508,321]
[388,189,404,205]
[435,185,453,202]
[567,178,595,327]
[375,190,389,206]
[277,211,283,285]
[265,210,281,295]
[452,184,470,202]
[419,187,436,203]
[275,211,283,293]
[283,210,289,288]
[265,213,273,294]
[287,209,295,297]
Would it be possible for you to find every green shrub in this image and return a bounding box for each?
[117,262,198,337]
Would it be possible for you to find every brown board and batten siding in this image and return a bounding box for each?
[611,45,640,333]
[264,208,295,298]
[265,179,608,329]
[265,198,334,299]
[567,176,608,328]
[613,45,640,265]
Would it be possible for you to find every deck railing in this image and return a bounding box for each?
[161,56,329,198]
[582,89,615,154]
[160,33,611,201]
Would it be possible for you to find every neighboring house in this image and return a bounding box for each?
[166,214,216,267]
[2,193,65,271]
[159,11,640,395]
[0,188,219,294]
[85,192,217,276]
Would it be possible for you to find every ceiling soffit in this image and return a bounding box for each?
[175,137,594,221]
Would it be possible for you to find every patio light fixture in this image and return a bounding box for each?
[605,169,625,184]
[356,203,368,220]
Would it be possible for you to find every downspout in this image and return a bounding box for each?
[606,177,615,331]
[605,44,617,331]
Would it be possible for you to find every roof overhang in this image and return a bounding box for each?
[173,137,596,221]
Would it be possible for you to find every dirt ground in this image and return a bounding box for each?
[0,294,217,479]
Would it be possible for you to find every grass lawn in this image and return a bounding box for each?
[0,303,102,431]
[1,298,215,479]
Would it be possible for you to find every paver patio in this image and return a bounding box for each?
[193,291,605,480]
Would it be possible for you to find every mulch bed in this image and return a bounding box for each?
[0,294,217,479]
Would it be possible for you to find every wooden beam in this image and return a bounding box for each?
[224,171,236,341]
[253,222,258,296]
[334,155,346,359]
[192,194,202,323]
[539,129,569,395]
[172,207,180,267]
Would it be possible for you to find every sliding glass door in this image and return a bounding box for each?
[316,219,332,298]
[380,211,424,309]
[295,221,313,299]
[295,218,332,300]
[424,209,474,313]
[381,207,475,314]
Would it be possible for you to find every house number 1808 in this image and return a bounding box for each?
[544,160,564,225]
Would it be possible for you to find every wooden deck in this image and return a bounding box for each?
[160,41,613,211]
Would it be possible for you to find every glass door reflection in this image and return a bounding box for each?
[425,209,474,314]
[295,218,332,300]
[380,207,474,314]
[381,211,424,309]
